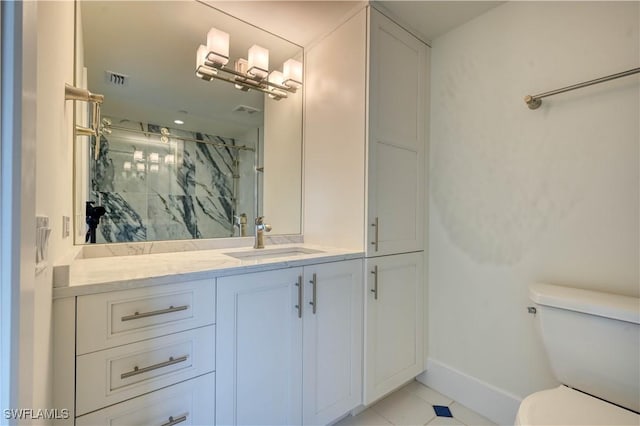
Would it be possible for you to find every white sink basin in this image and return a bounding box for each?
[224,247,324,261]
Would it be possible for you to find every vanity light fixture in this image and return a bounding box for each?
[195,27,302,100]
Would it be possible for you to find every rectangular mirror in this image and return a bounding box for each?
[73,0,303,244]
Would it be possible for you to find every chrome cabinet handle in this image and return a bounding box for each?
[121,305,189,322]
[160,414,188,426]
[121,355,189,379]
[371,265,378,300]
[371,217,379,252]
[309,273,317,314]
[295,276,303,319]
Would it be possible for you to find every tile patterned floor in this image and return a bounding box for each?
[334,381,496,426]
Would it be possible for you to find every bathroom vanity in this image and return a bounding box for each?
[55,1,429,425]
[52,245,365,425]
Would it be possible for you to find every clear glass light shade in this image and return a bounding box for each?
[206,27,229,66]
[248,45,269,79]
[283,59,303,88]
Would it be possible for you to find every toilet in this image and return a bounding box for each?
[516,283,640,425]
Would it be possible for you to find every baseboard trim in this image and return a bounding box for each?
[417,358,522,426]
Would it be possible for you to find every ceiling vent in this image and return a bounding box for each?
[232,105,261,115]
[105,70,129,87]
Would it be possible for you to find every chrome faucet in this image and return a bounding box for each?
[254,216,272,249]
[233,213,248,237]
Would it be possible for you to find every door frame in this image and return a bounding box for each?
[1,1,38,421]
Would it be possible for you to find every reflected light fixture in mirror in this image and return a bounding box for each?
[206,27,230,66]
[283,59,303,89]
[195,27,303,100]
[248,44,269,79]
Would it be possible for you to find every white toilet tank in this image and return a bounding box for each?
[530,283,640,413]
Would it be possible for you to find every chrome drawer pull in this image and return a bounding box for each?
[160,414,188,426]
[120,355,189,379]
[121,305,189,322]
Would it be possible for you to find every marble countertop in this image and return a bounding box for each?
[52,243,364,299]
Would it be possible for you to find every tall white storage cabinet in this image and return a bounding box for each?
[216,260,363,426]
[367,11,426,258]
[304,5,428,407]
[364,9,427,405]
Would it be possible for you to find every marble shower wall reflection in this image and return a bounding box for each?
[90,117,257,243]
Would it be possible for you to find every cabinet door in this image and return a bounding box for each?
[303,260,363,425]
[216,268,303,426]
[367,9,428,257]
[364,252,424,404]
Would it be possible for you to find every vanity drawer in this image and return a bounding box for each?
[76,372,215,425]
[76,325,215,416]
[77,279,215,354]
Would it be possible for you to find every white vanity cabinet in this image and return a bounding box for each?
[54,279,217,425]
[366,10,427,258]
[216,259,363,426]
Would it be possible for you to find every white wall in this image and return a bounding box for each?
[427,0,639,407]
[33,0,75,415]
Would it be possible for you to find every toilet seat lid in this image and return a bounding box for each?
[516,386,639,425]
